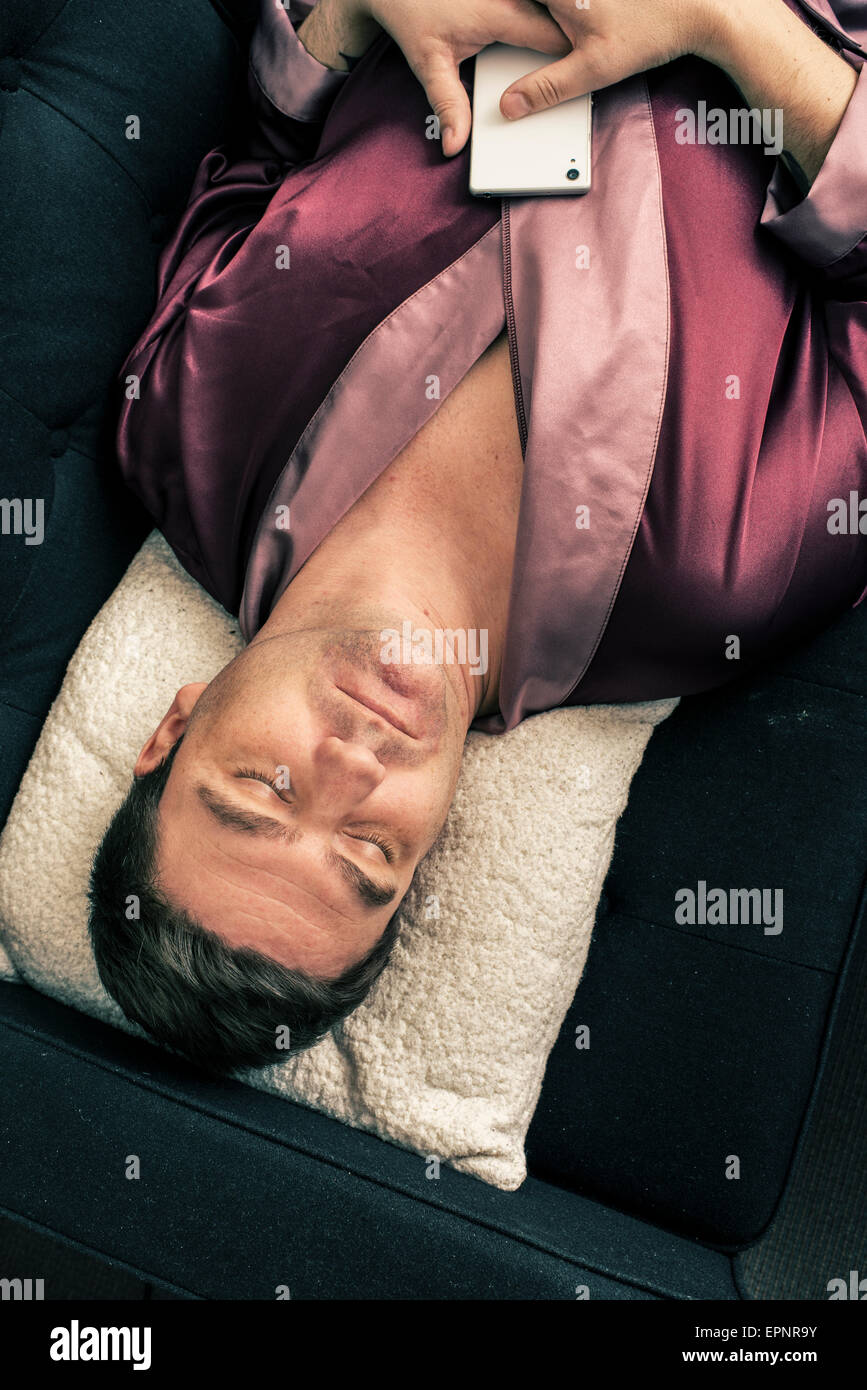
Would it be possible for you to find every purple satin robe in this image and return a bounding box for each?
[115,0,867,732]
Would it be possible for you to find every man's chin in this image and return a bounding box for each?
[331,651,450,744]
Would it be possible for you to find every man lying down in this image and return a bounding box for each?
[88,0,867,1074]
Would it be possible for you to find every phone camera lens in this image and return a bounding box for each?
[566,168,579,181]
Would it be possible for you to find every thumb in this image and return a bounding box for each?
[500,51,597,120]
[413,47,472,156]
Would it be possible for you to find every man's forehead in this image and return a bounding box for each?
[154,794,376,976]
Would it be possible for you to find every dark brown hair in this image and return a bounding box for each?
[87,735,401,1076]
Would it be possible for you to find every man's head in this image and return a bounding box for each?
[87,627,468,1074]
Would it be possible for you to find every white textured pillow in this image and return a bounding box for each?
[0,532,677,1189]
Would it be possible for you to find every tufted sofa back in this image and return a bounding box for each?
[0,0,250,819]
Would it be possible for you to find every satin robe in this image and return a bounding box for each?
[115,0,867,732]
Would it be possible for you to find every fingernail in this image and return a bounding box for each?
[501,92,530,119]
[441,124,454,153]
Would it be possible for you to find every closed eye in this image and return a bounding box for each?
[346,830,395,864]
[234,767,397,862]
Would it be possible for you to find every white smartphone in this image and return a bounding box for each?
[469,43,592,198]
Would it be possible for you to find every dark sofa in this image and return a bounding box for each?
[0,0,864,1300]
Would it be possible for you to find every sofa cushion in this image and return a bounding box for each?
[528,602,867,1246]
[0,0,247,827]
[0,980,740,1300]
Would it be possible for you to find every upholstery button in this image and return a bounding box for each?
[150,212,171,243]
[49,429,69,457]
[0,56,22,92]
[263,161,281,182]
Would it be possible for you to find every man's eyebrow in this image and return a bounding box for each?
[195,784,300,843]
[325,848,396,909]
[194,784,396,910]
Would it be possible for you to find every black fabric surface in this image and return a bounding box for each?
[0,981,737,1300]
[0,0,247,825]
[528,603,867,1245]
[736,861,867,1297]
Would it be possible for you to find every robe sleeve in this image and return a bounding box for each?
[114,1,353,595]
[246,1,352,164]
[756,3,867,608]
[759,2,867,288]
[757,3,867,605]
[138,0,350,307]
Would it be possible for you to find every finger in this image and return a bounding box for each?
[499,6,573,58]
[411,45,473,155]
[500,49,611,119]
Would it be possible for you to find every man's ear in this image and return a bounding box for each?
[134,683,209,777]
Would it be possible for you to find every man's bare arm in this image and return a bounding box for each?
[703,0,859,188]
[296,0,382,72]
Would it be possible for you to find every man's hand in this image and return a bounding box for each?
[497,0,722,118]
[495,0,860,182]
[302,0,860,182]
[335,0,572,154]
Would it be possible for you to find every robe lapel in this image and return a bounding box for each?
[491,74,670,729]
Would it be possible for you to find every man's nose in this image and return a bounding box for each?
[311,734,386,806]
